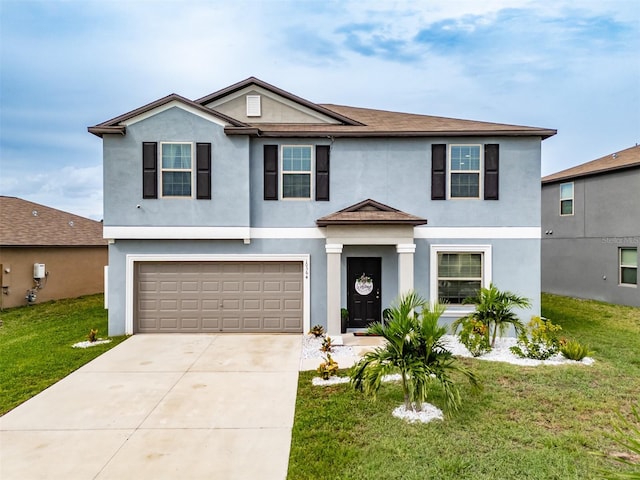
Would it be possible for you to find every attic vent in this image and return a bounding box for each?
[246,95,261,117]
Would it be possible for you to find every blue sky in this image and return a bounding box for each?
[1,0,638,220]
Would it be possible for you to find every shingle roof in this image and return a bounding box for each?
[224,104,556,139]
[88,93,248,137]
[90,77,556,140]
[317,199,427,226]
[0,197,106,247]
[542,145,640,184]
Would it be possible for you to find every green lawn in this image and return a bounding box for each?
[288,294,640,480]
[0,294,127,415]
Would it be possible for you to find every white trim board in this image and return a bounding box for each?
[124,253,311,335]
[122,100,229,127]
[415,227,540,239]
[104,226,538,240]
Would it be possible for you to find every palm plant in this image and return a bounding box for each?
[350,291,480,413]
[452,283,531,348]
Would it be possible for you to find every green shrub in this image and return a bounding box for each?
[560,339,592,361]
[317,354,339,380]
[510,316,562,360]
[456,317,491,357]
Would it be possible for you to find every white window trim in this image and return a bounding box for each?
[619,247,638,287]
[559,181,574,216]
[448,144,483,200]
[125,254,311,335]
[430,244,492,313]
[160,142,194,199]
[280,144,313,200]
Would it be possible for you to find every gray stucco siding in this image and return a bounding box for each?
[103,107,250,228]
[106,236,541,335]
[541,168,639,306]
[249,136,542,228]
[541,237,639,307]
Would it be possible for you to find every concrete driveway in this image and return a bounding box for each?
[0,334,302,480]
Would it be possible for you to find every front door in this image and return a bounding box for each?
[347,257,382,329]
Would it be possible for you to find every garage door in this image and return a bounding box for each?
[135,261,303,333]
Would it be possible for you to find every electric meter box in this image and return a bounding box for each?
[33,263,46,279]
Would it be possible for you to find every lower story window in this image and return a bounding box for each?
[620,247,638,286]
[437,252,483,303]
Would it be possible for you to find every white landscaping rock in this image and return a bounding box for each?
[72,339,112,349]
[393,403,444,423]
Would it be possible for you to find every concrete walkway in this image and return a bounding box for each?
[0,334,302,480]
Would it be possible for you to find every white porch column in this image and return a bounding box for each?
[325,243,343,336]
[397,243,416,296]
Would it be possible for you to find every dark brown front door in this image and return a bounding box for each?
[347,257,381,329]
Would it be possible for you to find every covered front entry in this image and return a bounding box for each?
[317,199,428,336]
[347,257,382,328]
[134,261,304,333]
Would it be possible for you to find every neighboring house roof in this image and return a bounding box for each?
[0,196,106,247]
[542,144,640,184]
[89,77,556,140]
[316,199,428,226]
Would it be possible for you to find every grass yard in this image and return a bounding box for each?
[0,294,127,415]
[288,294,640,480]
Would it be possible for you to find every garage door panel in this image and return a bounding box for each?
[135,261,303,333]
[284,281,302,292]
[263,281,282,292]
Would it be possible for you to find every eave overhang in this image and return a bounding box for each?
[316,199,428,227]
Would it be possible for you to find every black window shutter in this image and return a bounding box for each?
[484,144,499,200]
[142,142,158,199]
[196,143,212,199]
[264,145,278,200]
[315,145,330,201]
[431,144,446,200]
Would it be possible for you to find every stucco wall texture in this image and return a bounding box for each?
[0,247,107,309]
[541,169,640,307]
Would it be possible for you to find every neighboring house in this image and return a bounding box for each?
[0,196,108,309]
[89,77,556,336]
[541,145,640,307]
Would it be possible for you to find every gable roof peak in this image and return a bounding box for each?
[316,199,427,226]
[195,77,364,126]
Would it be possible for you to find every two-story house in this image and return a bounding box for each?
[89,77,556,337]
[542,145,639,307]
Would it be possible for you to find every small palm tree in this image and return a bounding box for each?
[453,283,531,348]
[350,291,480,413]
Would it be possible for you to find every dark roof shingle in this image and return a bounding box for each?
[542,145,640,184]
[0,197,106,247]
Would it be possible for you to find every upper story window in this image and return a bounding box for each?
[560,182,574,215]
[449,145,482,198]
[161,143,192,197]
[282,145,312,199]
[432,144,499,201]
[620,247,638,286]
